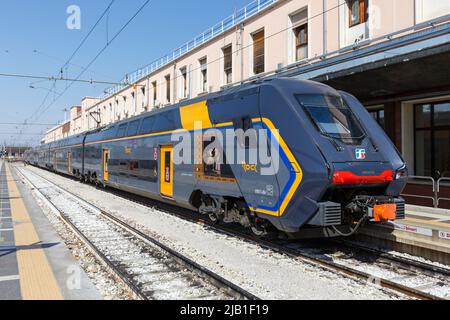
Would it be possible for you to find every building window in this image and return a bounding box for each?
[348,0,368,27]
[252,30,265,75]
[131,91,136,113]
[115,99,119,120]
[152,81,157,106]
[141,86,147,110]
[290,10,308,62]
[294,24,308,61]
[180,67,187,99]
[199,57,208,93]
[165,75,171,103]
[123,96,127,118]
[369,108,385,129]
[223,45,232,84]
[414,101,450,179]
[415,0,450,23]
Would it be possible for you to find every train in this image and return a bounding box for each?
[24,78,408,238]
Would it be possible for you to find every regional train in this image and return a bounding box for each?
[24,78,408,238]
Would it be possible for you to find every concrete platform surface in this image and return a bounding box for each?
[0,160,102,300]
[358,204,450,265]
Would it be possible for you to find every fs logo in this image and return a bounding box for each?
[355,148,366,160]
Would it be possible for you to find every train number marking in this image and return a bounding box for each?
[165,167,170,182]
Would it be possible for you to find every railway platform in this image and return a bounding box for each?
[0,160,101,300]
[357,205,450,265]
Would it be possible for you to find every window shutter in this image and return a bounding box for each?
[253,30,265,74]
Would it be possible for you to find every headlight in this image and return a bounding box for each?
[395,165,408,180]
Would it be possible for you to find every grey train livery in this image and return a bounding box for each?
[24,78,408,238]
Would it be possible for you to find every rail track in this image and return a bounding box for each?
[15,166,259,301]
[18,164,450,300]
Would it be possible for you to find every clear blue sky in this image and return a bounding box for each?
[0,0,251,146]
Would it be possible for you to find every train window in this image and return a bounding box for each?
[140,116,155,134]
[100,126,116,140]
[296,94,365,144]
[117,124,128,137]
[203,136,234,179]
[233,116,256,149]
[152,110,178,133]
[127,120,140,137]
[139,160,158,182]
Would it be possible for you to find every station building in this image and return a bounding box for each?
[43,0,450,208]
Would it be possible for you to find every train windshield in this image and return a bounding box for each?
[296,94,365,143]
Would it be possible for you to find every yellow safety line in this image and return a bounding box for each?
[5,164,63,300]
[404,217,450,229]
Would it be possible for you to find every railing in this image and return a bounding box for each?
[437,177,450,208]
[100,0,278,99]
[98,8,450,102]
[401,176,437,208]
[402,175,450,208]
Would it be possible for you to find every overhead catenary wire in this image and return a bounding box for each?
[119,1,347,103]
[0,122,58,126]
[0,132,46,136]
[24,0,117,126]
[0,72,126,85]
[26,81,57,124]
[16,0,341,145]
[32,49,116,81]
[61,0,116,71]
[12,0,148,146]
[34,0,152,121]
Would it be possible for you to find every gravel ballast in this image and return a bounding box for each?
[20,165,401,300]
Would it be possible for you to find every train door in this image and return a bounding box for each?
[160,145,173,198]
[68,152,72,175]
[103,149,109,182]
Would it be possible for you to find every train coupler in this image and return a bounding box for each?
[349,196,405,222]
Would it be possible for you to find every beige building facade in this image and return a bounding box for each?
[45,0,450,139]
[41,0,450,209]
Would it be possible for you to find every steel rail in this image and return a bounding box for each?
[21,164,446,300]
[332,239,450,278]
[94,180,447,300]
[15,165,259,301]
[15,166,148,300]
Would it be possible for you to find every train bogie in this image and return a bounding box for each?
[25,78,408,238]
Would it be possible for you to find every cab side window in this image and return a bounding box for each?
[233,116,256,149]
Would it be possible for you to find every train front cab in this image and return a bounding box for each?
[256,79,408,238]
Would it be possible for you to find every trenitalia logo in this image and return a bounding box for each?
[355,148,366,160]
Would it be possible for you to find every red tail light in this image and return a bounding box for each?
[332,170,394,185]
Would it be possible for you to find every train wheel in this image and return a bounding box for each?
[208,213,220,224]
[250,218,267,237]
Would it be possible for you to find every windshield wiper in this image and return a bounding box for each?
[368,136,379,152]
[320,132,344,152]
